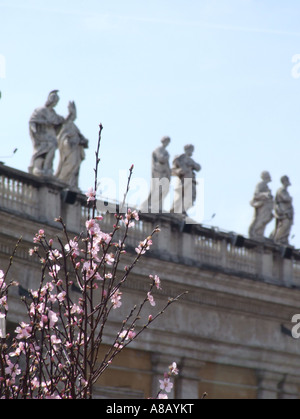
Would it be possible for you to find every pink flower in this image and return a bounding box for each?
[0,270,6,290]
[86,219,100,236]
[147,292,156,307]
[111,291,122,309]
[169,362,179,375]
[5,359,21,378]
[135,238,153,255]
[0,296,8,310]
[150,274,161,290]
[65,240,80,258]
[48,264,61,278]
[57,291,66,302]
[158,393,168,399]
[105,253,115,265]
[33,229,45,243]
[48,249,62,261]
[85,187,96,202]
[70,303,83,315]
[159,377,173,393]
[127,330,136,340]
[82,261,102,281]
[119,329,136,341]
[48,310,58,328]
[124,209,140,228]
[9,342,25,357]
[15,322,32,339]
[51,335,62,346]
[114,342,123,350]
[99,231,111,244]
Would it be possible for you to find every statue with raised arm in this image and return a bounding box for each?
[270,175,294,245]
[55,101,88,190]
[248,171,274,240]
[171,144,201,215]
[140,136,171,213]
[29,90,67,176]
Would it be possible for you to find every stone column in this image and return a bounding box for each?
[256,370,284,399]
[278,375,300,399]
[176,358,205,399]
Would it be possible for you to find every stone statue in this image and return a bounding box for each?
[270,176,294,245]
[248,171,274,240]
[29,90,68,176]
[140,136,171,213]
[55,101,88,190]
[171,144,201,215]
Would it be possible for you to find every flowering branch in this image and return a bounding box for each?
[0,125,186,399]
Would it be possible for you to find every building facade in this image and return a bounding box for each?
[1,163,300,399]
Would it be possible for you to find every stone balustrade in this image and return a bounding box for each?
[0,163,299,288]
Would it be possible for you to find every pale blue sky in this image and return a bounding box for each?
[1,0,300,246]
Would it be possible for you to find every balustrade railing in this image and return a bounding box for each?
[0,170,39,217]
[1,164,300,287]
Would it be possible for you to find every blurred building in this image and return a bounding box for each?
[1,163,300,399]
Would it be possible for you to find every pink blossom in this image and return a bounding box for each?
[147,292,156,307]
[169,362,179,375]
[158,393,168,399]
[48,249,62,261]
[65,240,80,258]
[70,304,83,315]
[33,229,45,243]
[99,231,111,244]
[31,377,40,390]
[150,274,161,290]
[82,261,102,281]
[0,270,6,290]
[135,238,153,255]
[50,335,62,346]
[45,394,62,399]
[48,264,61,278]
[15,322,32,339]
[105,253,114,265]
[85,187,96,202]
[9,342,25,357]
[29,303,35,317]
[111,291,122,309]
[159,377,173,393]
[114,342,123,350]
[119,329,136,341]
[5,358,21,377]
[48,310,58,328]
[86,219,100,236]
[57,291,66,302]
[124,209,140,228]
[127,330,136,340]
[0,296,7,310]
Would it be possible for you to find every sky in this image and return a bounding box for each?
[0,0,300,247]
